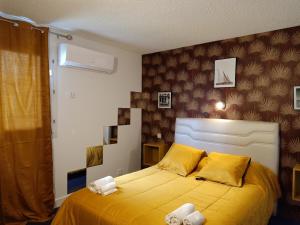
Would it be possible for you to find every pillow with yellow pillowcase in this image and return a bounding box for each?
[196,152,251,187]
[196,156,209,171]
[157,143,204,176]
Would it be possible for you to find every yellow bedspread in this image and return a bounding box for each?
[52,164,280,225]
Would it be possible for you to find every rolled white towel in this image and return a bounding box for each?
[88,176,114,193]
[102,188,117,196]
[183,211,205,225]
[99,181,116,193]
[165,203,195,225]
[88,185,97,193]
[94,176,114,187]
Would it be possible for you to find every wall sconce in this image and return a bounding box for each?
[215,101,225,110]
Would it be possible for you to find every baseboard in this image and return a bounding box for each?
[55,194,70,207]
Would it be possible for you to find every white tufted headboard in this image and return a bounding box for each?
[175,118,279,174]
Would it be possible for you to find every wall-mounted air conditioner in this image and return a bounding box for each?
[58,43,116,74]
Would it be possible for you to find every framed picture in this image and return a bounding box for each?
[294,86,300,110]
[214,58,236,88]
[158,92,171,108]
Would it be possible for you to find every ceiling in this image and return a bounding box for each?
[1,0,300,54]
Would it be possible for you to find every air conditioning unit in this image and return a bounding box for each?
[58,43,116,73]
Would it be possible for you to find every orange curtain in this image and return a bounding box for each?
[0,18,54,224]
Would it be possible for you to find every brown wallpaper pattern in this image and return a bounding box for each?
[132,26,300,202]
[118,108,130,125]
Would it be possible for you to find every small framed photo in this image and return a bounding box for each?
[214,58,236,88]
[158,92,171,108]
[294,86,300,110]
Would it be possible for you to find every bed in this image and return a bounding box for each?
[51,118,280,225]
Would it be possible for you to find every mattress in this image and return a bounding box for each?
[52,165,279,225]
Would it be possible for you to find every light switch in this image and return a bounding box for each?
[66,91,76,99]
[70,91,76,99]
[157,133,162,139]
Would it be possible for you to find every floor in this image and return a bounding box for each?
[25,216,300,225]
[27,221,52,225]
[269,217,300,225]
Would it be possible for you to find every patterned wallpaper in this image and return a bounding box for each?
[118,108,131,125]
[132,26,300,202]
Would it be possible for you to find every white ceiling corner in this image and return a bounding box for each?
[1,0,300,54]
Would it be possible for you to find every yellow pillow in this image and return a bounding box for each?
[157,143,204,176]
[196,156,209,171]
[197,152,251,187]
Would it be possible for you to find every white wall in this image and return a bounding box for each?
[49,34,142,206]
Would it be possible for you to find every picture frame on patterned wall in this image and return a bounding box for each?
[294,86,300,110]
[214,58,236,88]
[158,92,172,108]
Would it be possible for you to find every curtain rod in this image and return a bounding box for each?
[49,31,73,40]
[0,13,73,40]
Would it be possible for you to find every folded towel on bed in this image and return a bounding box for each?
[99,181,116,193]
[102,188,117,196]
[88,176,115,194]
[165,203,195,225]
[183,211,205,225]
[88,185,98,193]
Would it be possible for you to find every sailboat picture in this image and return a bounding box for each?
[214,58,236,88]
